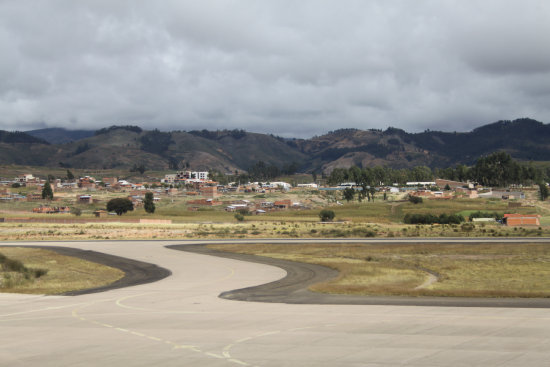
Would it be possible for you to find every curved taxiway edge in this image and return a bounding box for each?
[27,246,172,296]
[169,243,550,308]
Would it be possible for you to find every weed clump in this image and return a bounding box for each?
[1,251,48,289]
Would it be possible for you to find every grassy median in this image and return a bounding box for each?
[208,242,550,298]
[0,247,124,294]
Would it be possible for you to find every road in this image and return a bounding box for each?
[1,239,550,366]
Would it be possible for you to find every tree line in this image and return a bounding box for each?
[327,152,548,188]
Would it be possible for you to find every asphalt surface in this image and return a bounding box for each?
[1,239,550,367]
[29,246,172,296]
[172,243,550,308]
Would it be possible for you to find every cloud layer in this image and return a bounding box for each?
[1,0,549,136]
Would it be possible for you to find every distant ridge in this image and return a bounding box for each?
[25,127,95,144]
[0,118,547,172]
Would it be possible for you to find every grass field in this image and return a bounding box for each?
[0,247,124,294]
[208,242,550,298]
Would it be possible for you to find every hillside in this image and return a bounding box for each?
[1,118,549,172]
[25,128,95,144]
[295,118,550,172]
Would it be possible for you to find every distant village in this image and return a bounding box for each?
[0,170,543,226]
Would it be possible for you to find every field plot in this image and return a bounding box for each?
[209,242,550,298]
[0,247,123,294]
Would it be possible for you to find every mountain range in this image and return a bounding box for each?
[0,118,548,173]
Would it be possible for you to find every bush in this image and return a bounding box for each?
[408,195,423,204]
[234,213,245,221]
[319,209,335,222]
[71,207,82,216]
[2,258,25,272]
[404,213,464,225]
[33,268,48,278]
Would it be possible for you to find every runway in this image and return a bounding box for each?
[1,239,550,366]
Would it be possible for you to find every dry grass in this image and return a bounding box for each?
[0,247,124,294]
[208,242,550,298]
[0,217,548,241]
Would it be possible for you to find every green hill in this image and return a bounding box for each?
[1,118,549,172]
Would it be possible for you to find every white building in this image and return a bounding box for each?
[176,171,209,182]
[267,181,292,190]
[16,174,35,183]
[406,181,436,186]
[297,183,318,188]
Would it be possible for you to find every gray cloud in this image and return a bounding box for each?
[0,0,549,136]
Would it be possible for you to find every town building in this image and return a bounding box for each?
[435,179,474,190]
[77,195,93,204]
[175,171,209,182]
[102,177,118,186]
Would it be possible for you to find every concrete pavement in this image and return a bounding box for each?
[1,239,550,366]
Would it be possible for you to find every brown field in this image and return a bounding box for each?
[208,242,550,298]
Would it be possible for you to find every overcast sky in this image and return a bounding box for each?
[1,1,549,137]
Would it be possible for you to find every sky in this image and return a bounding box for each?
[1,0,549,137]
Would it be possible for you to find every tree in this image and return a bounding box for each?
[319,209,335,222]
[369,187,376,202]
[144,192,156,213]
[107,198,134,215]
[41,181,54,200]
[66,170,75,181]
[539,183,549,201]
[343,188,355,202]
[130,164,146,174]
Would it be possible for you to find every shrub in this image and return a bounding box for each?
[3,257,25,272]
[237,208,249,216]
[33,268,48,278]
[408,195,423,204]
[404,213,464,225]
[319,209,335,222]
[234,213,245,221]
